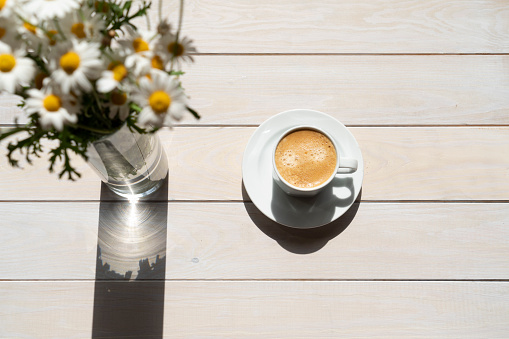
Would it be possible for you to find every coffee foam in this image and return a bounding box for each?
[275,129,337,188]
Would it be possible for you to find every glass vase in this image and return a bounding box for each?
[86,123,168,198]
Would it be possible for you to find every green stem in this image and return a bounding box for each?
[170,0,184,70]
[53,18,66,41]
[145,5,151,30]
[176,0,184,39]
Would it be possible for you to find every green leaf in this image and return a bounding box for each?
[186,106,201,120]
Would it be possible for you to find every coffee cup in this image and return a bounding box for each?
[272,126,358,197]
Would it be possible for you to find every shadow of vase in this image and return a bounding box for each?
[92,176,169,338]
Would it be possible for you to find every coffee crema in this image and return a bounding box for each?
[275,129,337,188]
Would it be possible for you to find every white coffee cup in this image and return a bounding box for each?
[272,126,358,197]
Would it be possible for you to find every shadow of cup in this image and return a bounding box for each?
[270,176,356,228]
[242,178,361,254]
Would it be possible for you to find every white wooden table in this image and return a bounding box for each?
[1,0,509,337]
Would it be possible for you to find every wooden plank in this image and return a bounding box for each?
[0,127,508,201]
[0,93,23,125]
[2,55,509,126]
[1,281,508,338]
[183,55,509,126]
[151,0,509,54]
[1,202,508,280]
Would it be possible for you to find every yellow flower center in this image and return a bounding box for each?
[0,54,15,73]
[23,22,37,35]
[167,41,184,57]
[132,37,149,53]
[112,64,127,82]
[35,72,47,89]
[149,91,171,114]
[111,91,127,106]
[60,51,80,74]
[0,0,6,10]
[71,23,86,39]
[47,29,58,46]
[151,55,164,70]
[43,94,62,112]
[0,27,6,39]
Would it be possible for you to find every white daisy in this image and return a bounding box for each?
[25,81,80,131]
[24,0,81,20]
[132,70,188,128]
[59,6,105,43]
[118,27,155,76]
[0,42,35,93]
[106,90,130,121]
[18,16,46,49]
[50,39,103,94]
[96,57,129,93]
[18,16,63,53]
[155,32,196,70]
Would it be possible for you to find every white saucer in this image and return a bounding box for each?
[242,109,364,228]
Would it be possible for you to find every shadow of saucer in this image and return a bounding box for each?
[242,181,362,254]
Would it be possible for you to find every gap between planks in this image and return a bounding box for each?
[0,200,509,203]
[3,124,509,128]
[1,279,509,282]
[190,53,509,56]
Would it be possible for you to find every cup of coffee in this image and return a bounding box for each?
[272,126,358,197]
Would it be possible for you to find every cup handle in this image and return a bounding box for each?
[337,157,358,174]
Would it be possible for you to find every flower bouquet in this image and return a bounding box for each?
[0,0,199,187]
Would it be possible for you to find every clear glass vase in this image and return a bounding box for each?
[86,124,168,198]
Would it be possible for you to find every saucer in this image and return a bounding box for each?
[242,109,364,228]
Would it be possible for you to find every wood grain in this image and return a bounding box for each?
[150,0,509,54]
[2,55,509,126]
[1,127,508,201]
[182,55,509,126]
[0,202,508,280]
[1,281,508,338]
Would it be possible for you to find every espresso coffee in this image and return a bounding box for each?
[274,129,337,188]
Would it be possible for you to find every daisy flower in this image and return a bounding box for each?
[24,0,81,20]
[25,80,80,131]
[18,15,63,52]
[17,16,46,48]
[106,90,130,121]
[157,18,171,35]
[118,27,155,76]
[155,32,196,70]
[59,6,105,43]
[96,55,129,93]
[132,70,188,128]
[50,39,103,94]
[0,42,35,93]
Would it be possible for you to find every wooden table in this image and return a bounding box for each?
[1,0,509,337]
